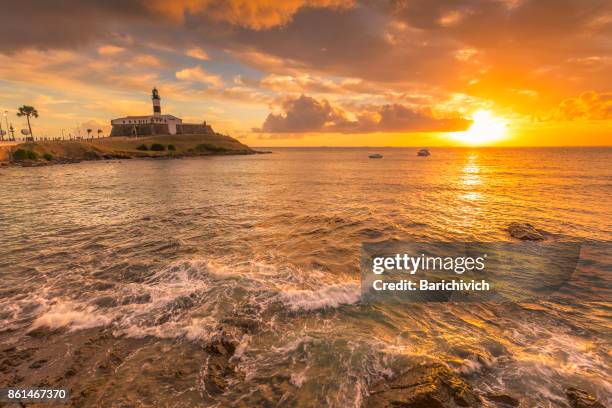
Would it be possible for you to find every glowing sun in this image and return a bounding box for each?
[452,109,509,145]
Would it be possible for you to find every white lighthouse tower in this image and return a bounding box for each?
[110,87,184,136]
[152,87,161,117]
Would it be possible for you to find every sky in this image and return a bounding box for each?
[0,0,610,146]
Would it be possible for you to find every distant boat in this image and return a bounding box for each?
[417,149,430,157]
[369,153,383,159]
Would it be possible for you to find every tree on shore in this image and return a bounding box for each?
[87,128,92,139]
[17,105,38,141]
[97,129,102,138]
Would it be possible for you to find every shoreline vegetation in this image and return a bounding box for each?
[0,132,268,167]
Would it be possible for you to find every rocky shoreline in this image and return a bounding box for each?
[2,149,269,168]
[0,133,270,168]
[4,318,606,408]
[364,362,605,407]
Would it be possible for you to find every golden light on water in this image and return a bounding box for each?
[452,109,509,145]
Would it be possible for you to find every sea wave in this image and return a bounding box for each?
[29,301,112,331]
[280,283,361,311]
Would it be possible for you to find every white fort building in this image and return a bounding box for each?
[110,88,210,137]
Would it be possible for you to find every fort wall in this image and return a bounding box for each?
[110,123,215,137]
[110,124,170,137]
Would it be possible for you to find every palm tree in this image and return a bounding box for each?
[87,128,92,139]
[17,105,38,141]
[97,129,102,138]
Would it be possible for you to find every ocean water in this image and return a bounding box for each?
[0,147,610,407]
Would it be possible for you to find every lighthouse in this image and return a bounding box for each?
[152,87,161,117]
[110,87,189,136]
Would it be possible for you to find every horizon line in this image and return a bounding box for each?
[252,145,612,149]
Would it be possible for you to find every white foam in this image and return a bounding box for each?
[30,301,111,331]
[118,317,215,342]
[290,369,308,388]
[280,283,361,311]
[233,334,252,359]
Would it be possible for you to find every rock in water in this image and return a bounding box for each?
[485,393,520,406]
[203,334,239,395]
[507,222,545,241]
[566,388,606,408]
[367,363,481,407]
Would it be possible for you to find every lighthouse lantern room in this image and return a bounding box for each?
[152,87,161,117]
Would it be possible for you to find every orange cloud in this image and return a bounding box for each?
[185,47,210,60]
[97,45,126,56]
[148,0,353,29]
[175,66,224,87]
[555,91,612,121]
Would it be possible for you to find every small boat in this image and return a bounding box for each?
[417,149,430,157]
[369,153,383,159]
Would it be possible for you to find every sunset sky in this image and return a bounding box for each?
[0,0,610,146]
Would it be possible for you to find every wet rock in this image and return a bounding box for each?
[83,151,102,160]
[367,363,482,408]
[27,325,62,338]
[481,340,508,357]
[204,359,231,395]
[29,358,48,369]
[0,347,36,373]
[90,282,115,291]
[92,296,118,308]
[507,222,545,241]
[205,336,237,356]
[485,393,520,407]
[120,293,151,305]
[63,367,77,378]
[167,293,198,310]
[566,387,606,408]
[221,317,260,333]
[202,335,240,396]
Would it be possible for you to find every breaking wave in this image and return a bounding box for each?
[280,283,361,311]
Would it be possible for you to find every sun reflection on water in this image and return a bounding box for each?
[461,154,482,197]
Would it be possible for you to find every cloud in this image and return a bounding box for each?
[97,45,126,56]
[148,0,353,29]
[555,91,612,120]
[127,54,163,68]
[175,66,223,87]
[257,95,344,132]
[186,47,210,60]
[377,104,470,132]
[33,95,73,106]
[0,0,611,142]
[258,73,350,94]
[254,95,471,133]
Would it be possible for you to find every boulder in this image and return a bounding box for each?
[566,388,606,408]
[367,363,481,407]
[507,222,545,241]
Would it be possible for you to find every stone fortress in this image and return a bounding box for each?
[110,88,212,137]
